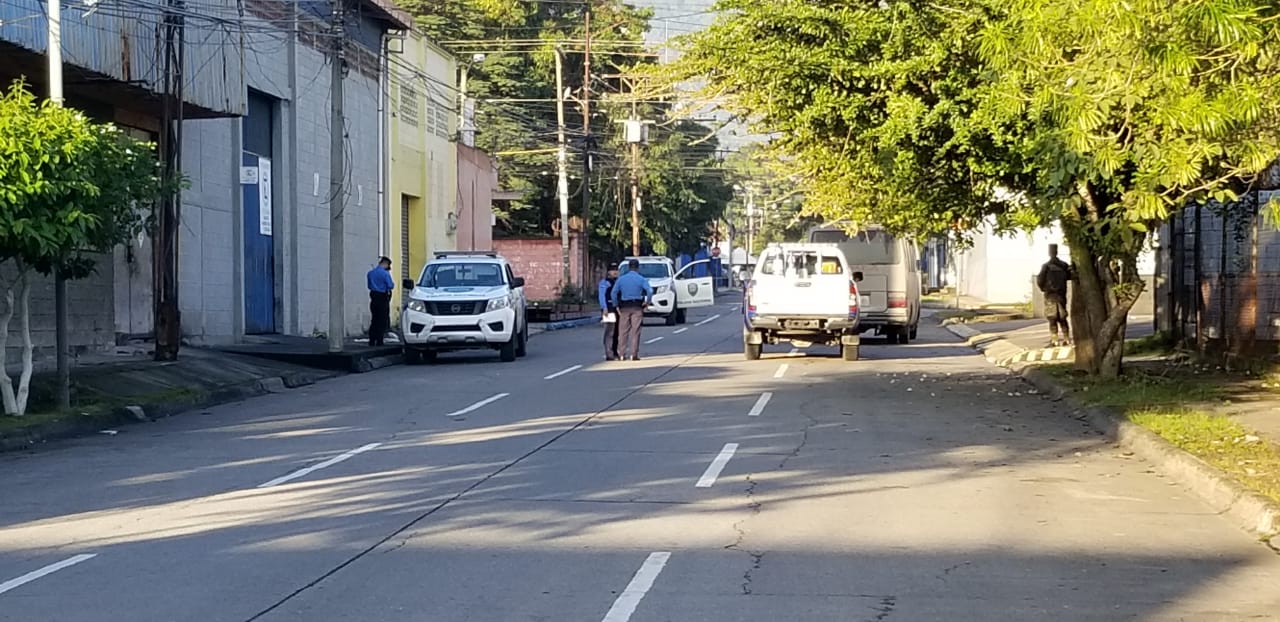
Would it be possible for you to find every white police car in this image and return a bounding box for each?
[400,252,528,363]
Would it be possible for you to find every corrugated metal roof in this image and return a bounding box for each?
[0,0,244,116]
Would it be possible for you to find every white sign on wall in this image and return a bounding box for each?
[240,166,258,184]
[258,157,273,236]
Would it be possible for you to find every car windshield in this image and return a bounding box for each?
[810,228,901,265]
[419,263,505,288]
[759,251,843,278]
[619,262,672,279]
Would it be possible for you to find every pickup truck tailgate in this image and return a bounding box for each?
[754,275,849,317]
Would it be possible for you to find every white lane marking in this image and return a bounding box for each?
[258,443,383,488]
[696,443,739,487]
[600,552,671,622]
[544,365,583,380]
[644,336,664,345]
[773,364,789,379]
[731,305,740,312]
[695,314,722,327]
[444,393,510,418]
[673,328,688,334]
[0,554,97,596]
[747,392,773,417]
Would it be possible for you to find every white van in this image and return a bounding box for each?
[807,225,922,343]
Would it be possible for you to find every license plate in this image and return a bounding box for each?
[859,295,871,307]
[785,319,819,329]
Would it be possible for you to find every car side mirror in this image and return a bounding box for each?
[853,271,864,282]
[511,277,526,288]
[402,278,416,290]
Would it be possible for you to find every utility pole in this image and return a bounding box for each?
[580,4,592,285]
[555,48,572,288]
[328,0,347,353]
[630,138,640,256]
[48,0,70,408]
[154,0,185,362]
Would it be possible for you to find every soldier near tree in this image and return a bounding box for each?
[1036,244,1073,347]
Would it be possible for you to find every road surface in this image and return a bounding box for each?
[1,302,1276,621]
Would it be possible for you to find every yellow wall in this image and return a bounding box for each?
[388,32,458,313]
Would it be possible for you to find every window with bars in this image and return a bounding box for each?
[399,85,419,127]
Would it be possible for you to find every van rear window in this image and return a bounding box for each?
[810,229,901,265]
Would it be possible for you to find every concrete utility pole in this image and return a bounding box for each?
[580,4,592,286]
[555,48,571,288]
[48,0,70,408]
[154,0,185,362]
[328,0,347,353]
[630,138,640,256]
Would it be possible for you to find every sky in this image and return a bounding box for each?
[627,0,763,152]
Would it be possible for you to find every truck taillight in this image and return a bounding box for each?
[888,293,907,308]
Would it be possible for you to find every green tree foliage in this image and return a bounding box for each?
[0,83,166,415]
[676,0,1280,377]
[403,0,733,261]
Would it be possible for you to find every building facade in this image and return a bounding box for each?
[387,31,458,311]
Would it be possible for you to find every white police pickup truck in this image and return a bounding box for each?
[618,256,717,325]
[400,252,528,363]
[743,244,862,361]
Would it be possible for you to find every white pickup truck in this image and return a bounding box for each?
[742,244,863,361]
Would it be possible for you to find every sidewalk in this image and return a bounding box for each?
[944,313,1280,546]
[1,346,338,453]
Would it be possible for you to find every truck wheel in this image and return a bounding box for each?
[499,336,517,362]
[666,308,679,326]
[675,308,688,324]
[516,323,528,357]
[909,323,918,340]
[842,343,860,361]
[745,342,762,361]
[402,348,421,365]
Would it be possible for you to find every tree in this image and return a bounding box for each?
[0,83,164,415]
[675,0,1280,377]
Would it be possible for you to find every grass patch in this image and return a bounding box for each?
[1053,361,1280,507]
[1123,332,1177,357]
[1128,408,1280,504]
[0,411,83,433]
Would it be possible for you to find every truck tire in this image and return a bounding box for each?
[676,308,688,324]
[515,323,528,357]
[909,323,918,340]
[402,348,422,365]
[666,307,679,326]
[499,336,517,362]
[842,343,860,361]
[745,342,762,361]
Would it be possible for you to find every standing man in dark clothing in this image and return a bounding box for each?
[1036,244,1072,346]
[367,256,395,346]
[612,259,654,361]
[598,266,621,360]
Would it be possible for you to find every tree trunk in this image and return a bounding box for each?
[1064,226,1139,379]
[15,271,32,415]
[0,280,16,415]
[0,267,34,416]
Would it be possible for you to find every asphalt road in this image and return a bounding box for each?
[1,302,1277,621]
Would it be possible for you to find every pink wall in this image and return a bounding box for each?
[494,236,584,301]
[456,144,495,252]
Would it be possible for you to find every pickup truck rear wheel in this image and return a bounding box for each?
[842,343,860,361]
[745,342,762,361]
[909,323,918,340]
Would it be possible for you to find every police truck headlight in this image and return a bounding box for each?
[487,296,511,312]
[407,300,427,313]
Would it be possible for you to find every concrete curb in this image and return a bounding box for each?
[947,321,1280,546]
[530,316,601,339]
[1021,367,1280,547]
[0,369,338,454]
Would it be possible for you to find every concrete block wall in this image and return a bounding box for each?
[493,236,584,302]
[3,259,116,374]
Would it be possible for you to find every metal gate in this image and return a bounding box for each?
[242,92,276,334]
